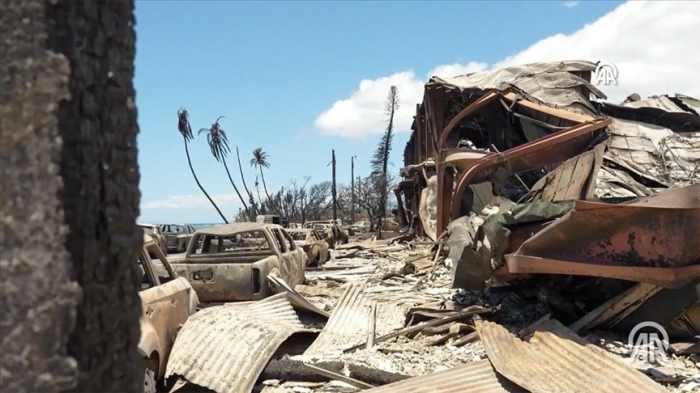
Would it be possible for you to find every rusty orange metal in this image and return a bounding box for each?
[433,88,611,234]
[436,91,502,235]
[505,185,700,288]
[449,117,611,222]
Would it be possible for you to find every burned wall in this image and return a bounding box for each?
[1,0,142,391]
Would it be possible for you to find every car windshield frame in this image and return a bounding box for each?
[187,229,274,257]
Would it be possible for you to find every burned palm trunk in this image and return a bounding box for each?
[2,0,142,391]
[1,1,81,391]
[50,0,143,391]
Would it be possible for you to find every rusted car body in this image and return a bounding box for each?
[170,223,307,302]
[304,220,349,247]
[287,228,330,266]
[138,234,199,392]
[139,223,168,256]
[159,223,196,253]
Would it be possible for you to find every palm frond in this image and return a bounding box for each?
[250,147,271,168]
[177,108,194,141]
[200,116,231,163]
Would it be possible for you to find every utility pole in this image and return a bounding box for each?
[332,150,337,222]
[351,155,356,224]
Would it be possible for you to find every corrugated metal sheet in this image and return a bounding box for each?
[676,94,700,114]
[526,140,606,203]
[303,283,409,358]
[165,293,307,393]
[476,319,666,393]
[623,95,687,113]
[268,274,330,317]
[429,60,604,116]
[365,360,525,393]
[606,118,700,187]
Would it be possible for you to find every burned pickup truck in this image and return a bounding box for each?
[159,223,196,253]
[287,228,330,267]
[169,223,307,302]
[138,234,199,393]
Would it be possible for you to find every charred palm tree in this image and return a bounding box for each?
[178,109,228,224]
[198,116,252,221]
[254,175,265,214]
[250,147,278,214]
[236,146,258,219]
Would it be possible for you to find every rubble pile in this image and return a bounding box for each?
[163,60,698,393]
[164,236,698,393]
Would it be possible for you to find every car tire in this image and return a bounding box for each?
[142,359,158,393]
[179,242,186,253]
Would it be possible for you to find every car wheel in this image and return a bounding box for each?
[142,360,157,393]
[180,242,187,253]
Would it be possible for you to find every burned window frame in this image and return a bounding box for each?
[138,247,160,290]
[190,229,273,256]
[280,229,297,251]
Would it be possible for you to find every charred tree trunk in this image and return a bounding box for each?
[222,158,249,220]
[184,138,229,224]
[332,150,338,222]
[236,146,257,220]
[1,0,142,391]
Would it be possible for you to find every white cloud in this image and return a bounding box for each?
[316,1,700,139]
[427,62,489,80]
[142,193,243,210]
[494,1,700,103]
[563,1,580,8]
[315,63,487,140]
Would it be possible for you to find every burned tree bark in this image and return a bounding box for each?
[1,0,142,392]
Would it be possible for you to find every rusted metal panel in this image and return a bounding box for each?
[450,117,611,223]
[476,319,666,393]
[506,185,700,288]
[304,283,408,358]
[165,293,308,393]
[365,360,525,393]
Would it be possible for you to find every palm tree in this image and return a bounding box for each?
[254,175,265,213]
[198,116,252,221]
[177,109,228,224]
[250,147,278,214]
[235,146,258,219]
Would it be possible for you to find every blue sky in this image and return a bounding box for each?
[135,0,699,223]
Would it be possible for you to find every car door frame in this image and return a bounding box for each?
[280,228,305,272]
[140,242,192,378]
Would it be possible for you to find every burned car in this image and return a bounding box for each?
[139,223,168,256]
[303,220,349,247]
[159,223,196,253]
[287,228,330,266]
[170,223,307,302]
[138,234,199,393]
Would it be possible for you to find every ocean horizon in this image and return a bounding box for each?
[190,223,225,230]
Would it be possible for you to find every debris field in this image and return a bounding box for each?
[162,60,699,393]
